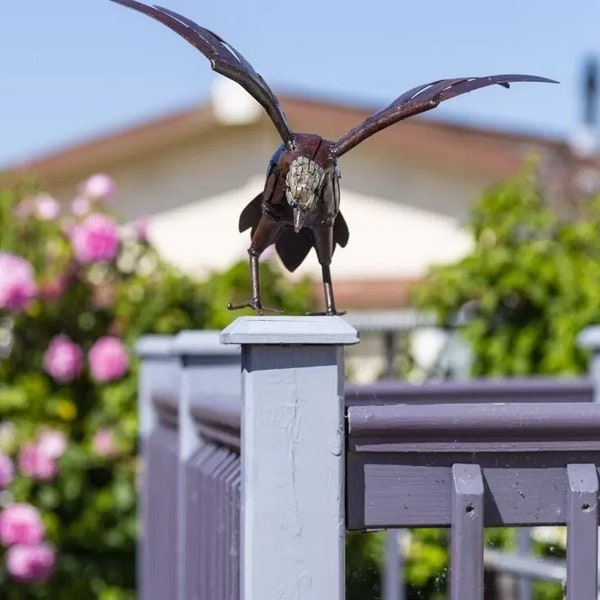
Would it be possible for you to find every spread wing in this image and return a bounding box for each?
[110,0,294,145]
[332,74,558,157]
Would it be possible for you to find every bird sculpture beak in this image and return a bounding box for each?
[293,208,306,233]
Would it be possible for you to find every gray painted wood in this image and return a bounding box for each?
[173,331,240,462]
[382,530,403,600]
[220,314,359,345]
[578,326,600,404]
[347,401,600,528]
[575,327,600,589]
[135,335,178,600]
[450,464,484,600]
[348,402,600,452]
[516,528,533,600]
[221,316,358,600]
[347,452,600,529]
[145,425,179,600]
[484,547,567,582]
[135,335,178,439]
[345,377,593,406]
[566,464,599,600]
[172,331,241,600]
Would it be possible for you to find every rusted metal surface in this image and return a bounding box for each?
[111,0,557,315]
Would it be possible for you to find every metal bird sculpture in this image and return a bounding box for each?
[111,0,557,315]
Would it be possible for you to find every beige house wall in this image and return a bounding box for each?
[44,118,495,280]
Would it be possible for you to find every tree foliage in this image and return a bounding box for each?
[410,164,597,598]
[414,165,600,377]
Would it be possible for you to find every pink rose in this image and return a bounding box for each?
[70,214,119,263]
[43,335,83,383]
[0,253,37,312]
[18,444,57,481]
[79,174,116,202]
[92,428,116,457]
[6,543,55,583]
[0,452,14,488]
[88,336,129,382]
[32,193,60,220]
[71,196,91,216]
[0,504,45,546]
[37,431,67,459]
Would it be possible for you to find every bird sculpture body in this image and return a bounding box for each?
[111,0,557,315]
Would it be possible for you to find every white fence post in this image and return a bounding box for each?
[221,315,359,600]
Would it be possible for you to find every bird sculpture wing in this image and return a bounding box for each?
[110,0,294,145]
[332,75,558,157]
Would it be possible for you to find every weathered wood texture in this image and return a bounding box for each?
[347,402,600,529]
[566,464,599,600]
[450,464,484,600]
[221,316,358,600]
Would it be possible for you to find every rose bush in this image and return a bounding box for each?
[0,175,313,598]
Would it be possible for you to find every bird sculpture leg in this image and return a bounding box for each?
[318,263,345,316]
[227,213,283,315]
[309,223,346,316]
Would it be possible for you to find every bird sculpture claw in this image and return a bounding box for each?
[227,301,283,316]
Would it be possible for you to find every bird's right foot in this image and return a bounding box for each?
[227,300,283,316]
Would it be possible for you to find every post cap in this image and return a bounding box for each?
[174,330,241,357]
[135,335,176,359]
[577,326,600,351]
[220,316,360,346]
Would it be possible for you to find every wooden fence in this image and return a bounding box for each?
[136,317,600,600]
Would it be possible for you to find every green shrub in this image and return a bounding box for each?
[411,164,599,598]
[0,175,313,598]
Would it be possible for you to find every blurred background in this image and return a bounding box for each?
[2,1,598,165]
[4,0,600,378]
[1,1,600,598]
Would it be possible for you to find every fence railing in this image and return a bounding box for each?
[136,318,600,600]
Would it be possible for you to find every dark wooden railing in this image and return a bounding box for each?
[136,319,600,600]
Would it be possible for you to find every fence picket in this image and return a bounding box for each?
[146,424,178,600]
[451,464,485,600]
[566,463,599,600]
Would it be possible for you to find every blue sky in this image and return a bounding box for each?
[1,1,599,167]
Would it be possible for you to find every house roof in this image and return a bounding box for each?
[6,92,586,185]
